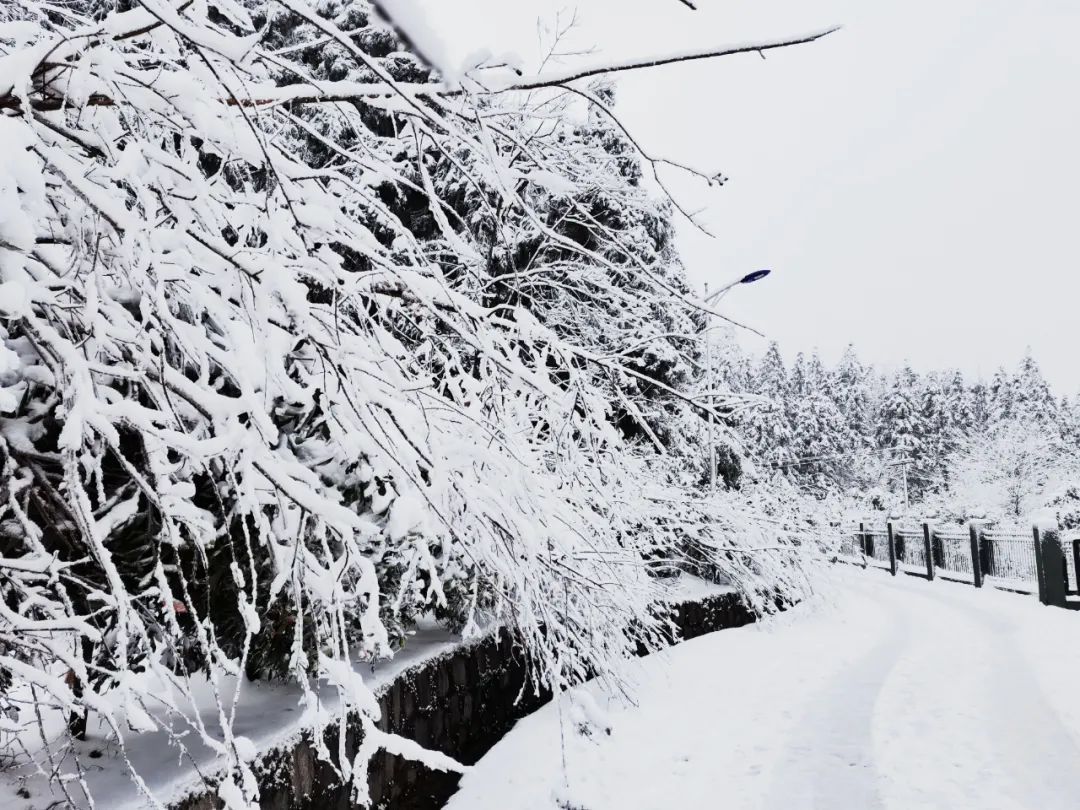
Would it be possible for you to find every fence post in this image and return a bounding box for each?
[922,521,935,581]
[1073,538,1080,595]
[1036,525,1068,607]
[887,521,898,576]
[981,534,995,580]
[858,522,868,568]
[968,522,983,588]
[1033,524,1046,600]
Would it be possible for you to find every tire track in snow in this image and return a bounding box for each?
[762,574,910,810]
[447,570,1080,810]
[881,578,1080,810]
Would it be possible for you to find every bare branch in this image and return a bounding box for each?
[496,26,842,91]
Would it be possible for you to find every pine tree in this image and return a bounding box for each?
[876,365,928,503]
[789,375,849,491]
[834,345,874,450]
[713,332,753,394]
[807,352,831,395]
[1061,395,1080,446]
[918,373,951,495]
[935,369,976,489]
[988,367,1015,424]
[742,342,795,470]
[788,352,809,420]
[1012,351,1059,432]
[877,366,925,455]
[756,343,790,403]
[970,380,990,431]
[943,370,976,437]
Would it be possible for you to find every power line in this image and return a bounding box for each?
[769,445,909,470]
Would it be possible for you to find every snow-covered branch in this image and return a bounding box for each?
[0,1,816,804]
[491,26,842,92]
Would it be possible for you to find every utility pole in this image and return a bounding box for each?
[901,452,910,511]
[884,450,911,512]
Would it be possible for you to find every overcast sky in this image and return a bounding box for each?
[416,0,1080,395]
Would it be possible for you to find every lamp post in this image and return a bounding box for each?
[703,269,771,492]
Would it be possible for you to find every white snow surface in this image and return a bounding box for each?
[448,568,1080,810]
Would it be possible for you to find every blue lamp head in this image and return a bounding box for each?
[739,269,771,285]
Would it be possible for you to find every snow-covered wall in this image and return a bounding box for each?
[171,591,755,810]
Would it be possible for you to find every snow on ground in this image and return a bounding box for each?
[447,568,1080,810]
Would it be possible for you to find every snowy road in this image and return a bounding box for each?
[447,569,1080,810]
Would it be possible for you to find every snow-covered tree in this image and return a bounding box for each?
[876,366,924,453]
[754,342,790,403]
[834,344,873,451]
[740,342,794,469]
[1011,351,1059,431]
[917,373,952,494]
[987,367,1015,424]
[0,0,835,803]
[947,421,1064,521]
[788,352,809,404]
[970,380,990,431]
[786,353,849,490]
[789,390,848,491]
[943,370,975,436]
[1061,395,1080,447]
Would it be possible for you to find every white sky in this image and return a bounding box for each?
[416,0,1080,394]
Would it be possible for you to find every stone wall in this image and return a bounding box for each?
[175,590,755,810]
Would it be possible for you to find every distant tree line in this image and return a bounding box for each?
[714,341,1080,519]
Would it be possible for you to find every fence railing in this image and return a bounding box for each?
[894,526,927,573]
[933,529,974,580]
[862,530,891,568]
[839,520,1078,609]
[982,530,1038,590]
[1066,534,1080,594]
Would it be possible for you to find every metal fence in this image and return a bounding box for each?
[864,530,891,567]
[894,526,927,572]
[1065,534,1080,594]
[933,529,974,579]
[981,531,1038,591]
[839,520,1078,609]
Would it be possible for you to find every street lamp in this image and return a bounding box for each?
[703,269,771,492]
[703,269,772,305]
